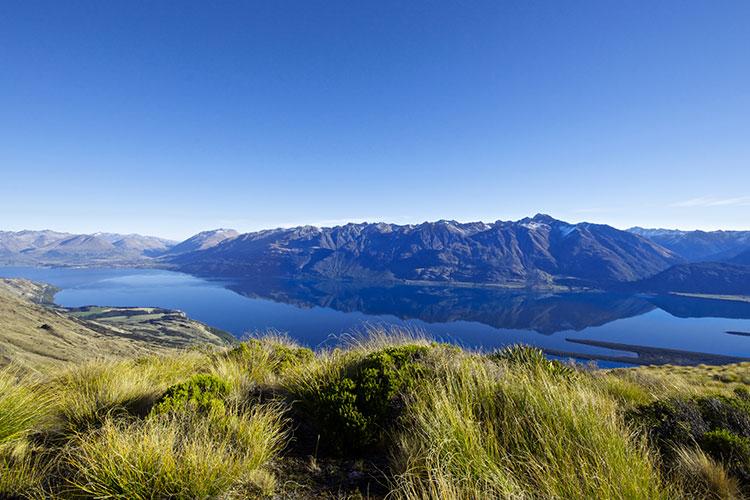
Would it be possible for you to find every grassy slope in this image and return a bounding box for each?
[0,330,747,498]
[0,279,232,373]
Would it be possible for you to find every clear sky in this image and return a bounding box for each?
[1,1,748,240]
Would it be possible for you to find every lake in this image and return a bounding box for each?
[2,266,750,367]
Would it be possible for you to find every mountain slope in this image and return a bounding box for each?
[170,215,680,287]
[162,228,239,256]
[628,262,750,295]
[730,248,750,265]
[628,227,750,262]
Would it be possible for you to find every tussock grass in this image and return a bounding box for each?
[66,405,286,498]
[672,446,742,499]
[0,369,53,498]
[0,445,48,499]
[48,352,208,436]
[0,368,52,446]
[0,328,748,498]
[392,353,671,499]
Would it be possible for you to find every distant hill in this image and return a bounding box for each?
[161,228,239,256]
[628,227,750,262]
[628,262,750,295]
[168,215,681,287]
[0,230,175,265]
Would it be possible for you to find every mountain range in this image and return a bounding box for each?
[627,227,750,262]
[0,230,175,265]
[2,215,749,293]
[168,214,681,287]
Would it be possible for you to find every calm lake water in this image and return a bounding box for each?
[2,266,750,367]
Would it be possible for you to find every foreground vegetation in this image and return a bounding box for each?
[1,330,749,499]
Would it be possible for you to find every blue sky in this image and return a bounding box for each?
[1,1,748,240]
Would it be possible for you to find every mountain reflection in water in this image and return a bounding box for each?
[225,280,662,335]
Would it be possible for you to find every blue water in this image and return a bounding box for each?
[2,266,750,366]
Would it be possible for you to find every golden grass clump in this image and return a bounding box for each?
[0,368,53,498]
[66,404,287,499]
[672,446,742,499]
[48,352,209,436]
[0,368,52,446]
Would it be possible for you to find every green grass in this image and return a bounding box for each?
[391,354,670,499]
[0,329,749,498]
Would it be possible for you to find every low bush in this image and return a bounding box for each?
[629,395,750,451]
[151,374,230,416]
[702,429,750,485]
[291,344,429,455]
[629,394,750,491]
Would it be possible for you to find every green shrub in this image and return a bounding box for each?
[151,374,230,416]
[702,429,750,485]
[298,344,429,455]
[629,394,750,490]
[488,344,576,379]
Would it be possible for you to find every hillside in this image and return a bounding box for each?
[629,262,750,295]
[169,215,680,287]
[731,247,750,265]
[628,227,750,262]
[1,332,749,498]
[0,279,232,373]
[160,228,239,256]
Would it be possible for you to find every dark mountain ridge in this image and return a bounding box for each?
[168,214,681,287]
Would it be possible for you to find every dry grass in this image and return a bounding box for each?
[672,447,742,499]
[624,363,750,397]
